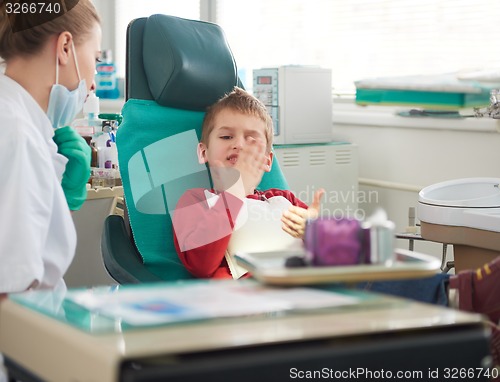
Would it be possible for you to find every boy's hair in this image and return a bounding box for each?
[0,0,100,62]
[201,86,274,153]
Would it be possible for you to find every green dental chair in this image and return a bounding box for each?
[101,14,288,284]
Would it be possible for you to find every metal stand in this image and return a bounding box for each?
[396,233,455,273]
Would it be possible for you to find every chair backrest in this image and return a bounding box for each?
[117,14,288,281]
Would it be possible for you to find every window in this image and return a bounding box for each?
[96,0,500,94]
[216,0,500,93]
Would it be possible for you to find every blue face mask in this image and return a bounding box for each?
[47,41,87,129]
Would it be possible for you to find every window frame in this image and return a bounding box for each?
[92,0,216,68]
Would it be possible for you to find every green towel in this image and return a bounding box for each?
[117,99,288,281]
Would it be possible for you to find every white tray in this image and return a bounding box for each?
[235,248,441,286]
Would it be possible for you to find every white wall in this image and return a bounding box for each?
[92,0,116,56]
[332,100,500,263]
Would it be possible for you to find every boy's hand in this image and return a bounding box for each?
[210,137,269,198]
[234,137,268,194]
[209,162,245,199]
[281,189,325,239]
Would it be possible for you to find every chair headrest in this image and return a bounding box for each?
[143,14,239,111]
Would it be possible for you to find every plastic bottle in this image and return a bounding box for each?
[71,91,102,137]
[93,129,110,169]
[95,49,120,99]
[101,120,119,171]
[91,120,119,187]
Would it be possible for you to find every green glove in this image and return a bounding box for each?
[53,126,91,211]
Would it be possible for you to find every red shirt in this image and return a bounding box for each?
[173,188,308,278]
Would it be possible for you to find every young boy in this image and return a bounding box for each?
[172,87,323,279]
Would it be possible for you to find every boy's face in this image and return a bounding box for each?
[197,108,273,172]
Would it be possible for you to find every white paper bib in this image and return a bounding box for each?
[204,191,303,279]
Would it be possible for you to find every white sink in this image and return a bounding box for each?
[418,177,500,232]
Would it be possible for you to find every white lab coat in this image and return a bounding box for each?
[0,74,76,293]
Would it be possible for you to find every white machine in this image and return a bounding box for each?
[253,66,332,145]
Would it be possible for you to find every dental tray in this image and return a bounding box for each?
[234,248,441,286]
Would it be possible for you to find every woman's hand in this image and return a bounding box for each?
[52,126,91,211]
[281,189,325,239]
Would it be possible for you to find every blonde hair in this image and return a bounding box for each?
[201,87,274,153]
[0,0,100,61]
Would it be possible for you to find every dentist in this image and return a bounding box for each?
[0,0,101,295]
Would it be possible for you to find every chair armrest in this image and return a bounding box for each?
[101,215,164,284]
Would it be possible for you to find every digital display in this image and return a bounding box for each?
[257,76,272,85]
